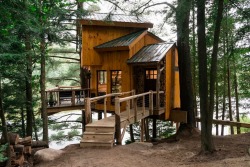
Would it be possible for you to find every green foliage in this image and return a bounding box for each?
[0,144,8,163]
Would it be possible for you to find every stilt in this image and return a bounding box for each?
[153,117,157,139]
[98,111,102,120]
[145,118,149,141]
[82,110,85,134]
[140,119,145,142]
[129,124,135,142]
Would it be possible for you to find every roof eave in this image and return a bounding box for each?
[79,20,153,28]
[94,46,129,52]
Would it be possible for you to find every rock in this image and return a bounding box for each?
[34,148,64,164]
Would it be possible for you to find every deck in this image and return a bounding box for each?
[80,90,166,147]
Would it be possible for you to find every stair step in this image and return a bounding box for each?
[80,139,113,148]
[85,126,115,133]
[83,132,114,141]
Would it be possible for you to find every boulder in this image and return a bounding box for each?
[34,148,64,164]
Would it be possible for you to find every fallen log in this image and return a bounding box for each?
[31,141,48,148]
[18,136,32,146]
[1,133,19,145]
[24,146,32,155]
[13,144,24,154]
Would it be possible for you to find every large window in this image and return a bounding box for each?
[111,70,122,93]
[145,69,157,79]
[97,70,107,96]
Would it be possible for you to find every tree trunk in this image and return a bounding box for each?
[176,0,195,130]
[197,0,215,153]
[39,0,48,143]
[25,35,33,137]
[227,59,234,134]
[215,79,219,135]
[0,76,11,167]
[233,56,240,134]
[191,0,198,128]
[21,107,25,138]
[209,0,224,136]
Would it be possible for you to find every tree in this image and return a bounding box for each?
[197,0,224,153]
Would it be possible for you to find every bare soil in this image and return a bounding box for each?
[35,132,250,167]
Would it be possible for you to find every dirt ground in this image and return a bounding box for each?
[35,132,250,167]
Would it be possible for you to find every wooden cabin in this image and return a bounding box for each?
[79,13,181,121]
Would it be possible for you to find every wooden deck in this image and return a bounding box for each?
[81,91,166,148]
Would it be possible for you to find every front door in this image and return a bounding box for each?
[144,69,157,106]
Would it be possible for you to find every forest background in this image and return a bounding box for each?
[0,0,249,165]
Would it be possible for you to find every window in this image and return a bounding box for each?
[145,69,157,79]
[111,70,122,93]
[97,71,107,96]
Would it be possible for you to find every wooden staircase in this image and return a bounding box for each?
[80,117,116,148]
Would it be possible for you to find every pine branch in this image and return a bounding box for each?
[47,78,80,83]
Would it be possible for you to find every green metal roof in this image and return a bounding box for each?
[127,42,175,64]
[82,13,151,24]
[94,30,146,50]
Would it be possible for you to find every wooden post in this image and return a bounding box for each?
[153,117,157,139]
[126,100,131,122]
[140,119,145,142]
[82,110,85,134]
[98,111,102,120]
[149,91,153,115]
[71,90,75,106]
[133,97,138,123]
[142,95,145,115]
[115,97,121,145]
[84,98,91,124]
[56,90,59,106]
[156,65,161,110]
[104,97,107,118]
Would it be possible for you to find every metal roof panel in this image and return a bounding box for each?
[127,43,175,64]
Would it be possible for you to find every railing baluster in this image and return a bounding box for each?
[142,95,145,115]
[149,91,153,115]
[133,97,137,123]
[71,90,75,106]
[104,97,107,118]
[126,100,130,122]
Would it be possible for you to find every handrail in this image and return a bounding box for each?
[115,90,164,144]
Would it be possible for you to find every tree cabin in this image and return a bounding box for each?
[46,13,186,147]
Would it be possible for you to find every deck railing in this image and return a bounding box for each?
[84,90,135,124]
[45,87,90,108]
[115,90,164,144]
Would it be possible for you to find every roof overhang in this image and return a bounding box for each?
[79,20,153,28]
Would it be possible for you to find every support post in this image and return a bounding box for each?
[98,111,102,120]
[82,110,85,134]
[115,97,121,145]
[156,65,161,110]
[140,119,145,142]
[84,98,91,124]
[71,90,75,106]
[153,117,157,139]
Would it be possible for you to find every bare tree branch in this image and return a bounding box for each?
[49,55,80,61]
